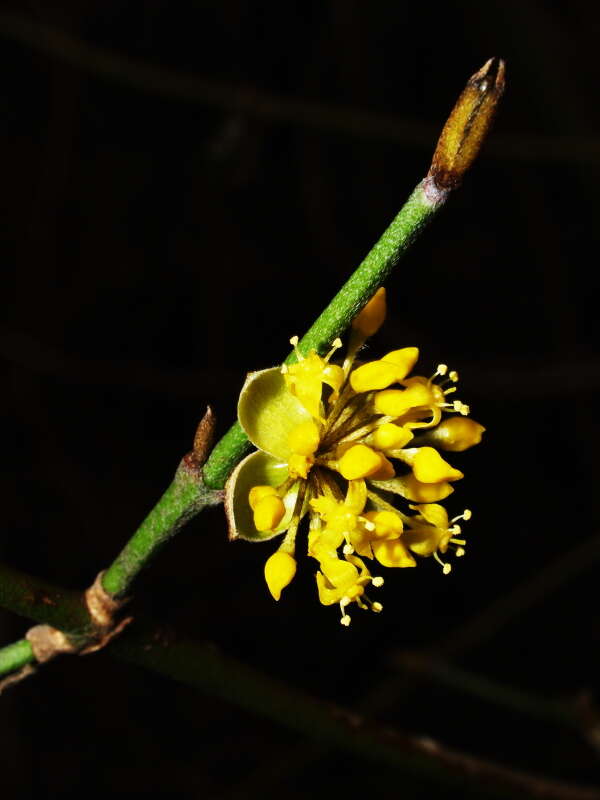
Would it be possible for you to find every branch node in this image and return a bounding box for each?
[80,570,133,655]
[26,624,76,663]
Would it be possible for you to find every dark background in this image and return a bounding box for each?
[1,2,599,798]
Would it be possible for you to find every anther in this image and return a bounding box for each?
[434,552,452,574]
[289,335,303,360]
[449,524,462,535]
[325,338,343,362]
[436,364,448,376]
[343,543,354,555]
[455,547,466,557]
[371,576,384,587]
[340,615,351,626]
[371,602,383,613]
[451,510,471,523]
[449,370,459,382]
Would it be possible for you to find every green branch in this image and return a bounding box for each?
[0,563,597,800]
[0,638,34,677]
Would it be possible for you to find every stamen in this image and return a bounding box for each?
[451,509,472,523]
[450,538,466,546]
[340,596,351,608]
[280,364,288,374]
[343,543,354,555]
[434,552,452,574]
[452,400,470,415]
[289,335,303,360]
[449,524,462,535]
[443,386,457,396]
[325,338,343,363]
[371,576,384,587]
[436,363,448,377]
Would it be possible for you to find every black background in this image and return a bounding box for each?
[1,2,599,798]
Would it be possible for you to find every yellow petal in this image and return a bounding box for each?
[344,479,367,515]
[368,454,395,481]
[372,539,416,568]
[381,347,419,380]
[350,360,399,392]
[248,485,277,511]
[370,473,455,503]
[413,447,463,483]
[364,510,403,539]
[427,417,485,452]
[253,495,286,532]
[288,420,321,456]
[351,288,387,338]
[374,383,434,416]
[264,551,297,600]
[410,503,449,529]
[338,444,385,480]
[371,422,413,451]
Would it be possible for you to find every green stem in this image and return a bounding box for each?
[202,177,447,492]
[0,561,91,633]
[0,638,34,676]
[1,566,595,799]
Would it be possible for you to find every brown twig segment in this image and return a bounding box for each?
[429,58,506,190]
[26,624,75,663]
[0,663,36,694]
[80,571,133,655]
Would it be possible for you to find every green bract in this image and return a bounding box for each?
[226,450,298,542]
[237,368,312,460]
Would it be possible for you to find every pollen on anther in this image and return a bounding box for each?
[372,576,384,587]
[343,543,354,555]
[449,370,459,382]
[443,563,452,575]
[371,602,383,613]
[455,547,466,557]
[289,335,299,346]
[436,364,448,376]
[340,615,351,626]
[463,509,472,521]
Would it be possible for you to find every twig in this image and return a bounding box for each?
[395,651,585,732]
[0,639,35,689]
[0,565,598,800]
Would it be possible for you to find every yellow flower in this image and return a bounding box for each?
[225,288,483,625]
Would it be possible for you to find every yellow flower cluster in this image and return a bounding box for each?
[226,289,484,626]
